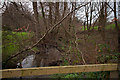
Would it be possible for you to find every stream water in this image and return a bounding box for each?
[20,55,36,68]
[17,47,62,68]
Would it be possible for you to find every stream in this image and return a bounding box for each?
[18,55,36,68]
[17,47,62,68]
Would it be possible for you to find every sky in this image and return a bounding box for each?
[1,0,120,2]
[25,1,120,23]
[0,1,120,23]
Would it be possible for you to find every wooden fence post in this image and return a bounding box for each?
[110,57,119,79]
[110,71,119,80]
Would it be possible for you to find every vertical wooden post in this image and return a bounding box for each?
[110,71,119,80]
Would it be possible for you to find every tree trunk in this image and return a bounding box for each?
[53,2,60,39]
[85,5,89,31]
[54,2,59,24]
[33,2,40,40]
[62,2,67,18]
[114,2,120,51]
[89,2,93,30]
[99,2,106,42]
[49,2,52,26]
[40,2,47,30]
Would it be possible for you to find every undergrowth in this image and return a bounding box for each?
[2,31,38,68]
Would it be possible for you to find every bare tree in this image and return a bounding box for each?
[54,2,59,24]
[40,2,47,30]
[5,3,89,64]
[32,2,40,40]
[89,2,93,29]
[98,2,106,42]
[62,2,67,18]
[48,2,52,26]
[114,2,120,51]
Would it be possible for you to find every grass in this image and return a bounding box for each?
[2,31,36,68]
[105,24,115,30]
[80,26,98,31]
[80,23,120,31]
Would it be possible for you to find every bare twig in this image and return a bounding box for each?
[105,2,114,12]
[5,3,89,63]
[74,29,86,64]
[0,2,6,10]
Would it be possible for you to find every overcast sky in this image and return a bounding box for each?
[0,1,120,23]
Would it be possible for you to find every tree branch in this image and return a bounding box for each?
[74,28,86,64]
[5,3,90,63]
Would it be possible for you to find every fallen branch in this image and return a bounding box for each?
[74,28,86,65]
[5,3,89,64]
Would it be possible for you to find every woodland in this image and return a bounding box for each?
[1,1,120,79]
